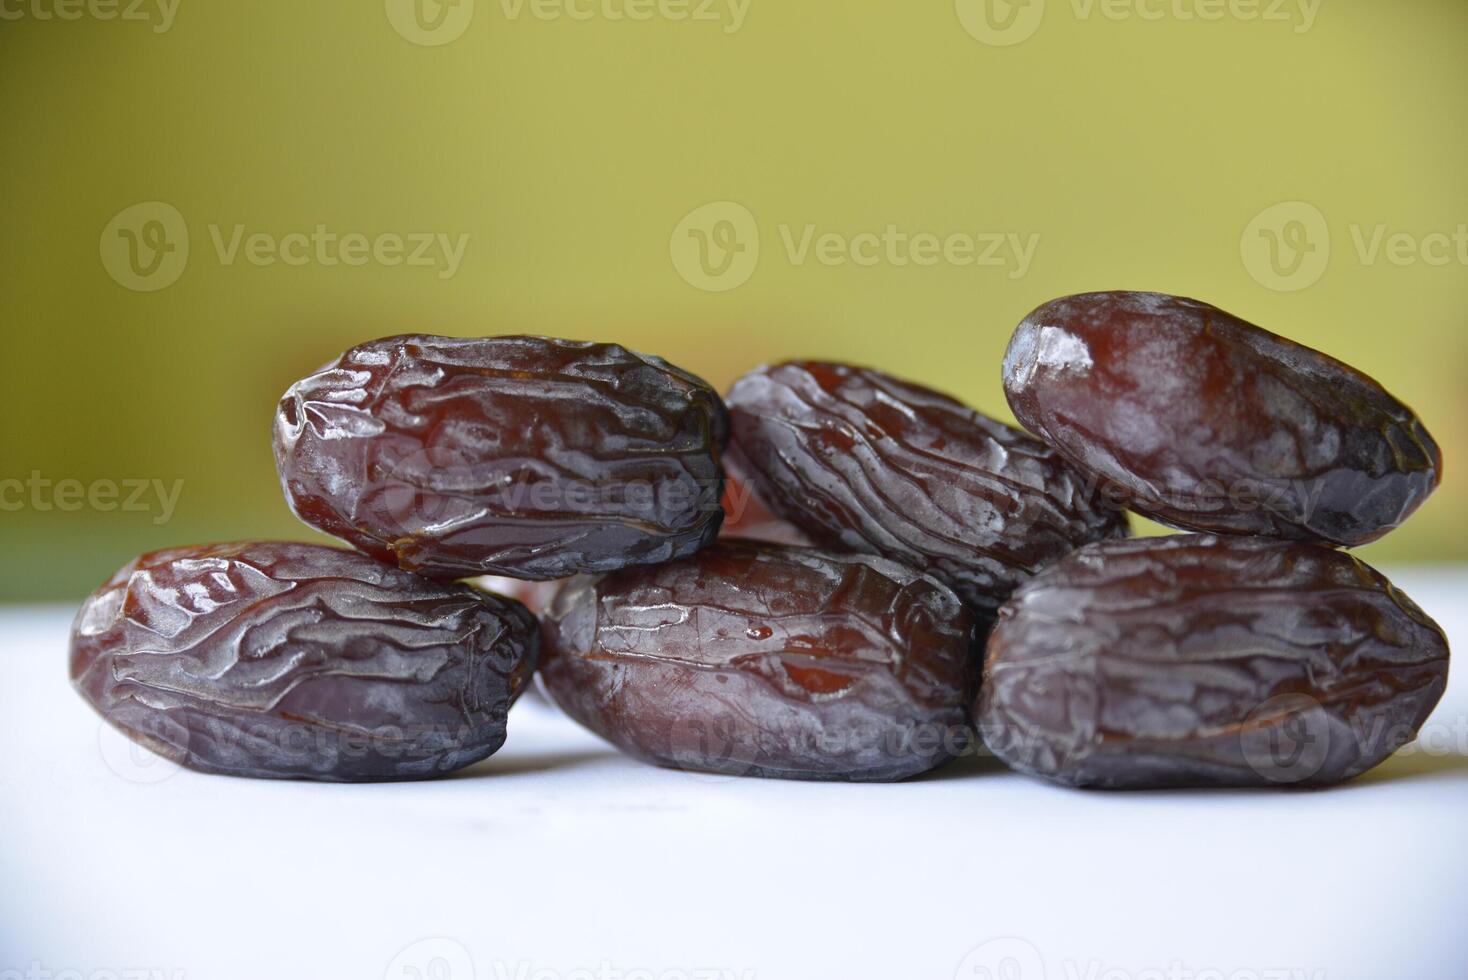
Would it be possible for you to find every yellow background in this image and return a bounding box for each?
[2,0,1464,600]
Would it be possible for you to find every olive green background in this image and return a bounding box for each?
[2,0,1465,601]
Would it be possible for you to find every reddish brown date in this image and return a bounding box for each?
[977,535,1449,789]
[726,362,1128,619]
[70,542,539,781]
[274,335,728,580]
[540,542,978,781]
[1003,292,1441,546]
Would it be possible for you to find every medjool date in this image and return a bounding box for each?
[70,541,538,781]
[1002,291,1441,546]
[274,335,728,580]
[977,535,1449,789]
[540,542,978,781]
[726,362,1127,619]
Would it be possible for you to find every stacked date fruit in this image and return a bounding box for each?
[70,293,1449,788]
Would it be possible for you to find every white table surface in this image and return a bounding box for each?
[4,568,1467,980]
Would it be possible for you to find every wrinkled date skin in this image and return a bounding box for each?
[726,362,1128,620]
[540,542,978,781]
[978,535,1449,789]
[1003,292,1441,546]
[465,575,564,709]
[70,542,539,781]
[275,335,729,580]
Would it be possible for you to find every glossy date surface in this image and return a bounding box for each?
[540,542,978,781]
[726,361,1127,618]
[977,535,1450,789]
[1003,291,1441,546]
[70,541,539,781]
[274,335,728,580]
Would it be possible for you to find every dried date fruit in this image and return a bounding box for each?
[274,335,728,580]
[70,541,539,781]
[977,535,1449,789]
[540,542,978,781]
[1003,291,1441,546]
[726,362,1128,619]
[466,575,564,708]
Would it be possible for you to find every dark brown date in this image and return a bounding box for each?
[977,535,1449,789]
[70,541,539,781]
[274,335,728,580]
[1003,292,1441,546]
[540,542,978,781]
[726,362,1128,619]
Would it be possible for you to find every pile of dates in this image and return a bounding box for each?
[71,293,1450,789]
